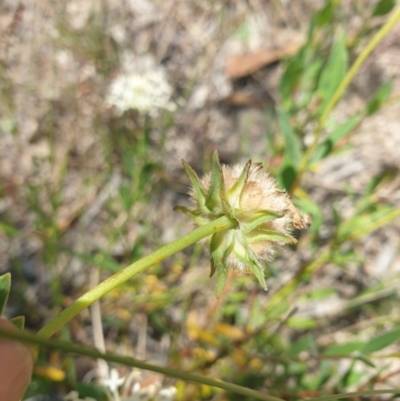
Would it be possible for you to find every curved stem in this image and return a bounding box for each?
[0,327,285,401]
[37,215,236,339]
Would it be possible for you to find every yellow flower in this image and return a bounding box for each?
[175,151,310,295]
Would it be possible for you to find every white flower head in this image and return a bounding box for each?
[106,67,176,117]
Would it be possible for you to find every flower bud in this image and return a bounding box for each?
[175,151,310,295]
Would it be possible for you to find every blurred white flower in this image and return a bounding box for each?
[155,386,177,401]
[103,368,125,393]
[106,67,176,117]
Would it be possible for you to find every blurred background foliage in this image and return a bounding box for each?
[1,0,400,400]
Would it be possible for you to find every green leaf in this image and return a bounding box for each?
[366,81,392,116]
[227,160,251,205]
[182,160,209,214]
[364,170,389,197]
[277,108,302,168]
[354,353,376,368]
[360,327,400,354]
[302,287,336,300]
[205,150,226,214]
[323,341,364,356]
[317,32,348,113]
[233,209,283,233]
[287,316,317,330]
[210,232,234,296]
[343,368,366,388]
[233,248,267,290]
[246,229,297,245]
[337,204,394,240]
[215,265,228,297]
[328,115,362,144]
[10,316,25,330]
[0,273,11,315]
[372,0,395,16]
[278,164,297,192]
[315,1,334,26]
[279,58,303,100]
[311,114,361,163]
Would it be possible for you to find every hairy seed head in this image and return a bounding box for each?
[176,151,310,295]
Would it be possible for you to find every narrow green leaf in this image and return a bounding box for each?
[227,160,251,206]
[0,273,11,315]
[10,316,25,331]
[360,327,400,354]
[233,209,283,233]
[279,57,303,101]
[366,81,392,115]
[210,238,227,297]
[343,369,366,388]
[311,114,361,163]
[277,108,302,168]
[318,32,348,113]
[210,258,217,278]
[233,249,267,290]
[210,232,234,296]
[303,287,336,300]
[205,150,226,213]
[278,164,297,192]
[328,115,361,144]
[246,230,297,245]
[354,353,376,368]
[364,170,388,197]
[315,1,334,26]
[323,341,364,356]
[215,264,228,297]
[338,204,394,240]
[287,316,317,330]
[372,0,395,16]
[182,160,209,213]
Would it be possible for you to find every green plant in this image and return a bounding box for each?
[1,1,400,401]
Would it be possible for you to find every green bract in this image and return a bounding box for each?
[175,151,310,295]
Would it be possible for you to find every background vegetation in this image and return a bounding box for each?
[1,0,400,400]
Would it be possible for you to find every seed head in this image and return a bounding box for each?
[175,151,310,295]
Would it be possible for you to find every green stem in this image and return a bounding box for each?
[297,7,400,181]
[309,390,400,401]
[2,328,400,401]
[0,327,284,401]
[37,215,236,339]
